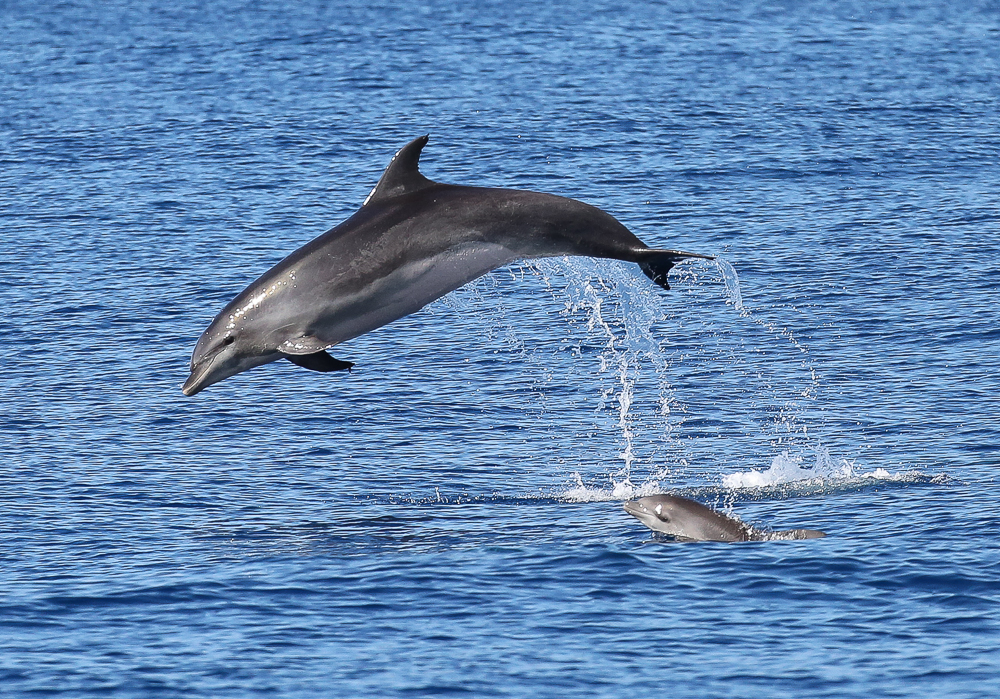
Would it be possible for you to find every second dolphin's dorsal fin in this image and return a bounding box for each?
[363,135,435,206]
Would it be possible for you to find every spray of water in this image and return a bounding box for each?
[535,255,891,497]
[439,252,900,498]
[530,256,692,488]
[715,256,744,313]
[707,257,821,452]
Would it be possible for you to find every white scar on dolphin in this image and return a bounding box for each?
[182,136,714,396]
[624,494,826,542]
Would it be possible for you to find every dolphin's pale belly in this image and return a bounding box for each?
[302,242,518,349]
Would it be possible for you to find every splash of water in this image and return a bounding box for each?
[561,470,668,503]
[540,253,866,496]
[720,259,819,449]
[442,252,876,497]
[714,256,744,312]
[722,447,856,488]
[531,257,676,485]
[560,446,929,503]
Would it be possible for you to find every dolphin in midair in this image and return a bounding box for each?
[182,136,713,396]
[624,494,826,542]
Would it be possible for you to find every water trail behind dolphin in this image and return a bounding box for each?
[531,256,693,486]
[529,254,870,495]
[435,253,925,499]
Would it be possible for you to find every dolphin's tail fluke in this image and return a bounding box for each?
[634,249,715,290]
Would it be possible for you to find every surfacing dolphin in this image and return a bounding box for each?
[624,494,825,542]
[182,136,713,396]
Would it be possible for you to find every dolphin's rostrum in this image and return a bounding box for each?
[624,494,826,542]
[183,136,713,396]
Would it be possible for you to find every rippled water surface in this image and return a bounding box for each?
[2,1,999,697]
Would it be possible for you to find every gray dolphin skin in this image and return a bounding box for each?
[182,136,713,396]
[623,494,826,542]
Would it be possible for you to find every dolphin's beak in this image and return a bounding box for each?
[181,349,283,396]
[181,356,219,396]
[181,372,207,396]
[622,501,647,517]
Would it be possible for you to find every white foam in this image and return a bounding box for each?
[560,471,670,503]
[721,448,908,489]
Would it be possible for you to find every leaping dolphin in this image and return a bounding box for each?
[182,136,713,396]
[624,494,826,542]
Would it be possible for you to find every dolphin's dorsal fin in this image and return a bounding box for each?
[363,135,435,205]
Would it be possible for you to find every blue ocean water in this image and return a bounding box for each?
[2,0,999,696]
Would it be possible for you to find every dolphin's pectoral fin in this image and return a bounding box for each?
[635,249,716,290]
[279,336,353,372]
[286,351,354,373]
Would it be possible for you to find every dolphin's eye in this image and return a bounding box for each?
[223,336,235,346]
[657,513,671,522]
